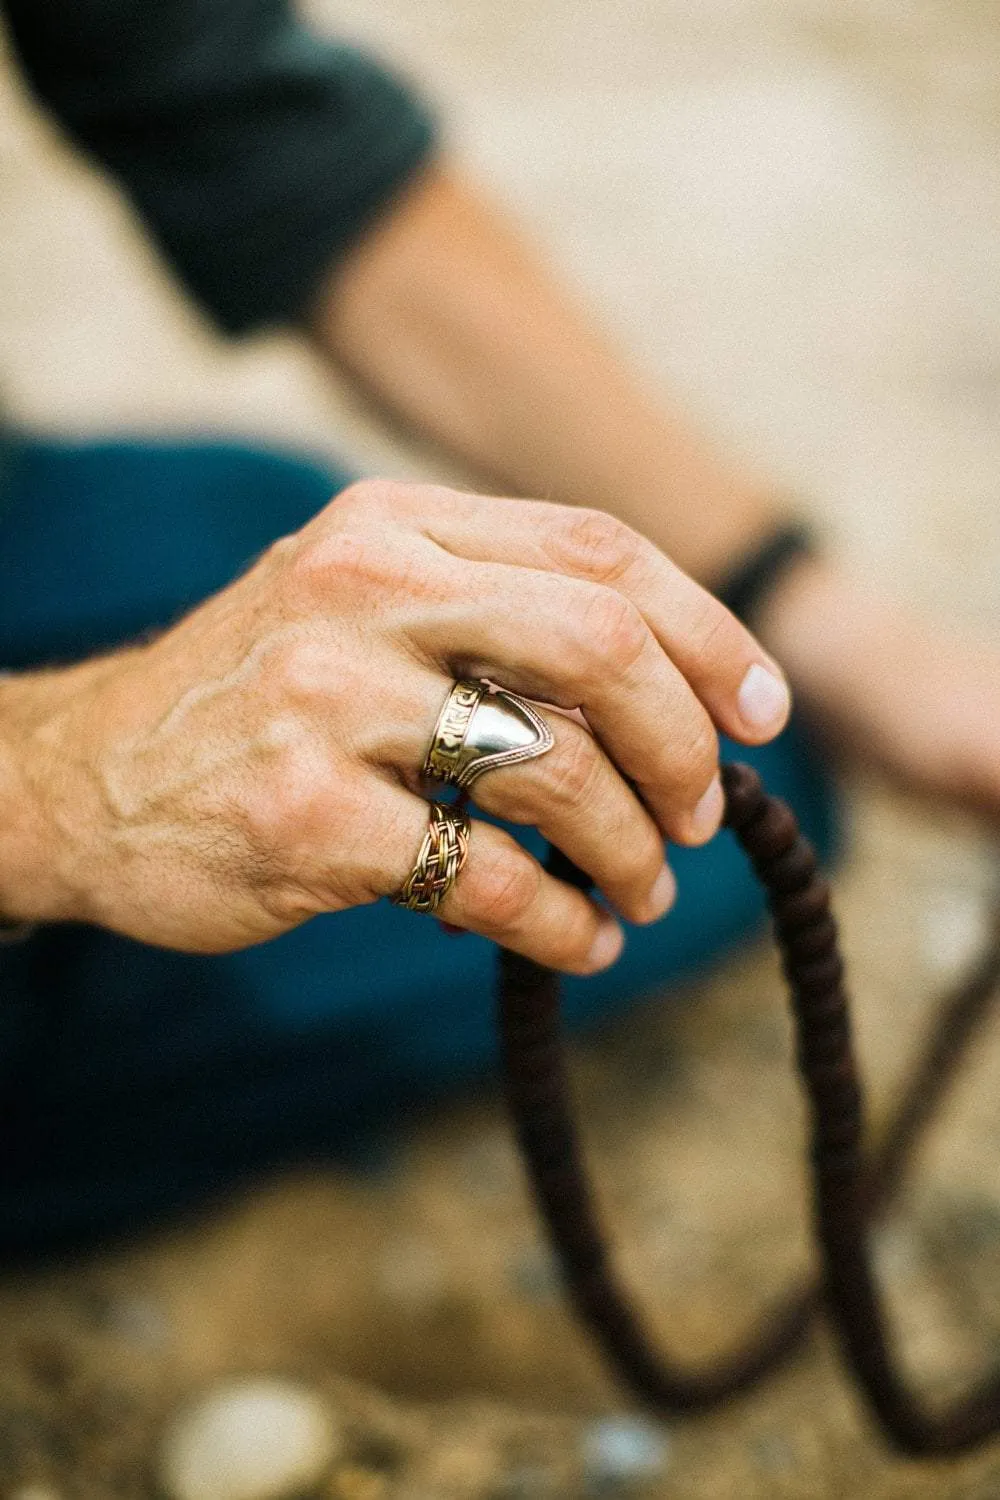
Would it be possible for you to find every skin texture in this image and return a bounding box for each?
[4,163,999,968]
[0,483,789,971]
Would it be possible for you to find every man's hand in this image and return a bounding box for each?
[758,555,1000,828]
[0,482,790,972]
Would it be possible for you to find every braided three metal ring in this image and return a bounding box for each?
[392,801,471,915]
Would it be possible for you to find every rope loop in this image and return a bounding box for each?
[497,761,1000,1454]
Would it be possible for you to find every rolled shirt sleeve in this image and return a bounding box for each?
[4,0,438,332]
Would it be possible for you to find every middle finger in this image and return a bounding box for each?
[381,672,676,924]
[410,561,723,845]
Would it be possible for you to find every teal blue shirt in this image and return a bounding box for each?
[4,0,437,333]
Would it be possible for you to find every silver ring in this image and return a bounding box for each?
[424,679,555,790]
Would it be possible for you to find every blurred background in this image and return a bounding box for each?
[2,1,1000,1496]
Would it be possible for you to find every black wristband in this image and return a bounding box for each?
[715,522,817,629]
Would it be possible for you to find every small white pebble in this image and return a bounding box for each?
[582,1415,671,1487]
[160,1377,339,1500]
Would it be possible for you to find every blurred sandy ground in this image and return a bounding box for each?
[2,1,1000,1497]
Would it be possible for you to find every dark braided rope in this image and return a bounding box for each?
[497,761,1000,1454]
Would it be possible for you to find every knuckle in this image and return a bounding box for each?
[262,532,298,572]
[690,590,745,664]
[470,849,541,929]
[292,528,374,589]
[269,480,407,598]
[670,713,719,792]
[577,587,649,674]
[331,477,466,532]
[281,532,344,602]
[553,507,640,583]
[286,526,418,604]
[244,722,331,847]
[544,730,601,807]
[329,477,403,521]
[270,635,329,702]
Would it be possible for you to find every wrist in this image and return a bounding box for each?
[0,660,119,928]
[753,555,895,733]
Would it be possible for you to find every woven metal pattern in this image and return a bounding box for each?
[392,801,471,914]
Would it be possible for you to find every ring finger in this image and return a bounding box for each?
[379,673,675,925]
[379,788,625,975]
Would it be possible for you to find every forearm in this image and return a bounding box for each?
[311,164,785,585]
